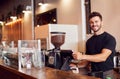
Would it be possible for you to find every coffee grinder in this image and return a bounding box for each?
[46,32,73,70]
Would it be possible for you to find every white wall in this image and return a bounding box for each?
[91,0,120,50]
[35,24,79,51]
[36,0,82,25]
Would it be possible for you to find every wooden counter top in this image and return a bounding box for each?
[0,60,100,79]
[19,67,101,79]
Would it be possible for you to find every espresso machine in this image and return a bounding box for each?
[45,32,73,70]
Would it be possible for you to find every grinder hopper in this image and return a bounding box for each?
[51,32,66,50]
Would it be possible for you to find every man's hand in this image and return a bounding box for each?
[72,52,83,60]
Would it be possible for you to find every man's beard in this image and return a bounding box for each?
[91,25,102,32]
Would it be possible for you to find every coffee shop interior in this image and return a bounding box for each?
[0,0,120,79]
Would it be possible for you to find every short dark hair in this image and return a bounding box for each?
[89,11,102,21]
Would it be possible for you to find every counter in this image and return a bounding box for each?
[0,59,120,79]
[0,60,100,79]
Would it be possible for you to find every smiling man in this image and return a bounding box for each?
[72,12,116,79]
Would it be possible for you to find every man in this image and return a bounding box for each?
[72,12,116,79]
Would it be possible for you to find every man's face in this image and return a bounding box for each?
[89,16,102,32]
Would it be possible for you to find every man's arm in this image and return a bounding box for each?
[73,48,112,62]
[69,60,90,68]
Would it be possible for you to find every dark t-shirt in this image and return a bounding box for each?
[86,32,116,72]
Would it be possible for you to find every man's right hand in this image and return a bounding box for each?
[72,51,83,60]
